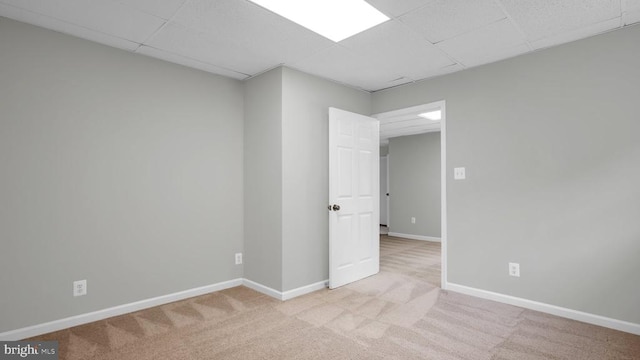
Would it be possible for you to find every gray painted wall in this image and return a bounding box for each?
[373,25,640,324]
[0,18,244,332]
[243,68,284,291]
[243,67,371,292]
[388,133,441,238]
[281,67,371,291]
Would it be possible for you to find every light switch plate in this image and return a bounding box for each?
[454,167,466,180]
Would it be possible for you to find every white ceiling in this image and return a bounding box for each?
[1,0,639,92]
[376,103,442,145]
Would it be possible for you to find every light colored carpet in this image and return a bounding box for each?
[29,235,640,359]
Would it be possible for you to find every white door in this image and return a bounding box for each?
[380,156,388,226]
[329,107,379,289]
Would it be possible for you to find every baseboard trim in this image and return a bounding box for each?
[0,278,243,341]
[242,279,282,300]
[282,280,328,301]
[446,283,640,336]
[8,279,636,340]
[1,277,331,341]
[243,279,328,301]
[388,232,441,242]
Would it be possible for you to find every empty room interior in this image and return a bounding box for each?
[1,0,639,359]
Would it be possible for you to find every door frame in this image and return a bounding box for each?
[372,100,447,290]
[380,155,390,227]
[440,101,447,290]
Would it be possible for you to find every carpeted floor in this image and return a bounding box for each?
[30,235,640,359]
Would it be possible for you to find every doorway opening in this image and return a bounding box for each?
[373,101,447,289]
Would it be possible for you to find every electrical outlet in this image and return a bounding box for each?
[235,253,243,265]
[73,280,87,297]
[454,167,466,180]
[509,263,520,277]
[411,217,416,224]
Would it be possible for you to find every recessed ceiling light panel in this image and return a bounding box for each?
[418,110,442,121]
[249,0,389,42]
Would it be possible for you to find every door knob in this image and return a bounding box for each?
[328,204,341,211]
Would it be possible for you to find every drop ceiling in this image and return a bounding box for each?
[1,0,639,92]
[376,103,442,145]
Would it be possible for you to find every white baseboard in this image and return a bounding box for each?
[242,279,282,300]
[0,278,243,341]
[282,280,328,301]
[0,277,330,341]
[388,232,441,242]
[243,279,328,301]
[7,279,636,340]
[446,283,640,336]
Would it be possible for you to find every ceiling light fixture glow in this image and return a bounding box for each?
[248,0,389,42]
[418,110,442,121]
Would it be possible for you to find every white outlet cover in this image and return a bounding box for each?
[508,263,520,277]
[73,280,87,297]
[454,167,466,180]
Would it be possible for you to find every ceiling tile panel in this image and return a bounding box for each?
[147,3,332,77]
[365,0,432,18]
[499,0,621,41]
[175,0,334,61]
[116,0,185,20]
[0,0,165,43]
[0,3,140,51]
[168,0,246,33]
[340,20,455,80]
[0,0,634,91]
[290,44,404,91]
[145,21,266,75]
[399,0,507,43]
[531,18,621,50]
[136,45,247,79]
[436,19,527,67]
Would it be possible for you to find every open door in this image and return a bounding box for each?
[329,107,379,289]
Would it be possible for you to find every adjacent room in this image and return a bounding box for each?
[377,104,443,285]
[1,0,639,358]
